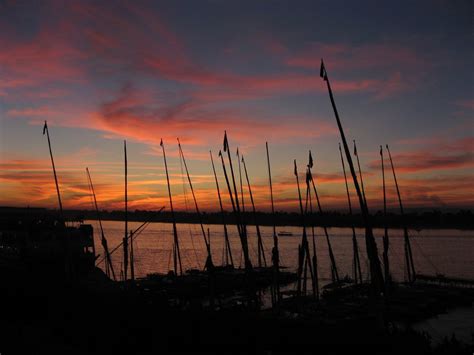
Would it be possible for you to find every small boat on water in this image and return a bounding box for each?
[278,231,293,237]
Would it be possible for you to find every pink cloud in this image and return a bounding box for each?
[455,99,474,110]
[368,136,474,173]
[286,42,428,72]
[6,106,55,117]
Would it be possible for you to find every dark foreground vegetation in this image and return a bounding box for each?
[2,207,473,230]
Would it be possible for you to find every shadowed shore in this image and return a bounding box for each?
[2,206,473,230]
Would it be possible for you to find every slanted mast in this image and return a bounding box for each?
[123,140,130,281]
[42,121,71,276]
[266,142,281,306]
[307,151,339,284]
[294,160,315,296]
[380,145,391,287]
[178,138,213,270]
[241,154,267,268]
[338,144,363,284]
[160,139,183,276]
[210,150,234,267]
[386,144,416,283]
[42,121,63,219]
[304,152,319,299]
[353,140,367,206]
[320,59,384,295]
[221,132,252,271]
[86,167,116,281]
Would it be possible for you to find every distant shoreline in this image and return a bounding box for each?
[2,207,473,230]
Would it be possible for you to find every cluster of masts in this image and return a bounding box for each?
[42,59,416,306]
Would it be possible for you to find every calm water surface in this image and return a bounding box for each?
[89,220,474,285]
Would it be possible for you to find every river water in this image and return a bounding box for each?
[89,220,474,284]
[90,220,473,344]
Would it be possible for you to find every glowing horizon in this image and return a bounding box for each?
[1,1,473,212]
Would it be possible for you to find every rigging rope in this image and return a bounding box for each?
[411,230,440,275]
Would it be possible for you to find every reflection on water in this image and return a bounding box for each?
[89,220,474,283]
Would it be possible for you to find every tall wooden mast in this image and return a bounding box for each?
[86,167,116,281]
[307,153,339,284]
[236,147,249,262]
[305,153,319,299]
[320,59,384,295]
[266,142,280,306]
[241,155,267,268]
[161,139,182,276]
[338,144,363,284]
[294,160,314,296]
[353,140,367,205]
[218,150,251,270]
[224,132,243,224]
[43,121,63,219]
[43,121,70,276]
[380,146,391,287]
[210,151,234,267]
[222,132,252,271]
[123,140,130,281]
[236,148,246,215]
[386,144,416,283]
[177,139,213,270]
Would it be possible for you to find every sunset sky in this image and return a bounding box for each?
[0,0,472,212]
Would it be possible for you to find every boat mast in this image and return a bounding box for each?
[128,144,135,283]
[160,139,183,276]
[380,146,391,287]
[236,148,246,217]
[266,142,280,306]
[210,151,234,267]
[319,59,384,295]
[222,132,252,271]
[305,153,319,299]
[43,121,70,276]
[236,147,249,263]
[386,145,416,283]
[241,155,267,268]
[219,149,252,270]
[338,144,363,284]
[307,151,339,283]
[353,140,367,205]
[294,160,314,296]
[123,140,130,282]
[86,167,116,281]
[177,138,213,270]
[224,132,242,220]
[42,121,63,219]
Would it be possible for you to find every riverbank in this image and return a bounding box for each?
[2,207,474,230]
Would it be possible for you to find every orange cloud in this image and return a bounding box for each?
[88,83,338,148]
